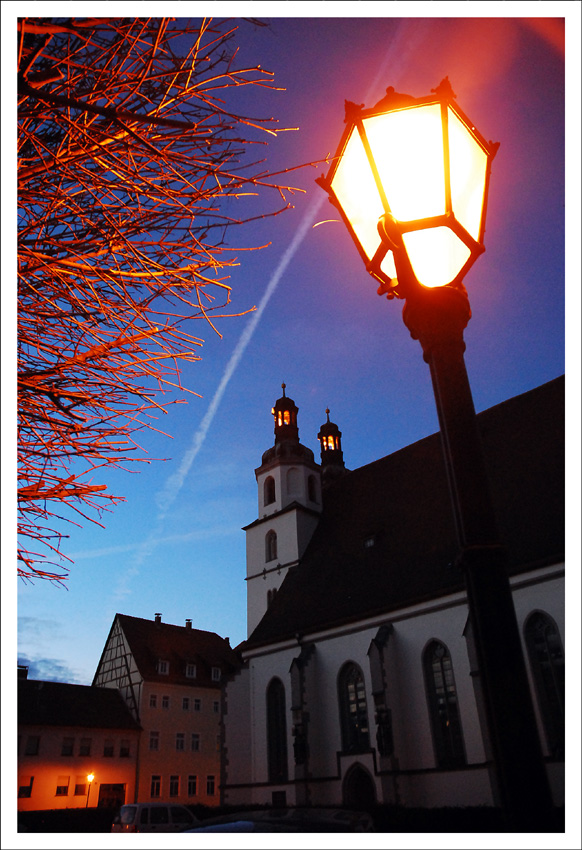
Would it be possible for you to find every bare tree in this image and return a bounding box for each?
[18,17,300,582]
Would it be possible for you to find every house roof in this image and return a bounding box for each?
[18,679,141,730]
[243,376,565,650]
[110,614,240,687]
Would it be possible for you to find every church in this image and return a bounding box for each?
[222,377,565,811]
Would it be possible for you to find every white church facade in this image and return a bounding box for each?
[222,378,565,812]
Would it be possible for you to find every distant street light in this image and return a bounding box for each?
[316,77,554,827]
[86,773,95,808]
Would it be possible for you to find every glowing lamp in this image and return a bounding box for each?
[316,78,499,294]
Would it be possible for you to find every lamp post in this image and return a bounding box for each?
[86,773,95,808]
[316,78,553,827]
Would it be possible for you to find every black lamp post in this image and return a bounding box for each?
[316,77,553,826]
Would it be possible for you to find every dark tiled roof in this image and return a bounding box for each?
[244,377,565,649]
[113,614,240,686]
[18,679,141,729]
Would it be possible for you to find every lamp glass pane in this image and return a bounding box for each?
[403,227,471,288]
[448,107,488,241]
[330,127,384,261]
[379,251,397,280]
[364,104,446,223]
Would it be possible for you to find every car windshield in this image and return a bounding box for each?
[119,806,137,825]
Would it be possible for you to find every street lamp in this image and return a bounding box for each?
[86,773,95,808]
[316,78,553,827]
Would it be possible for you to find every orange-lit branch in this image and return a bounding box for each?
[18,16,299,581]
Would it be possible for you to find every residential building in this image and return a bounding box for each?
[223,377,565,811]
[17,670,140,811]
[93,613,238,807]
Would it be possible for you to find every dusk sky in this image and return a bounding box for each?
[7,6,577,696]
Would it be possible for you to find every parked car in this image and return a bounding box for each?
[184,807,375,833]
[111,802,199,833]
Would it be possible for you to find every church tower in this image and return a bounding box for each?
[244,385,323,636]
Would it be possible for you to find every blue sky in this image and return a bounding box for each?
[6,6,578,694]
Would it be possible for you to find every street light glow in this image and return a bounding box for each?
[319,78,498,294]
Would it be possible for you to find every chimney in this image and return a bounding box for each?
[185,619,192,629]
[18,665,29,679]
[154,613,162,625]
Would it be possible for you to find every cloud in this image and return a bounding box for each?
[17,653,86,684]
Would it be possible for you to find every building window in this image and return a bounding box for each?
[187,775,197,797]
[338,662,370,754]
[264,476,276,506]
[55,776,69,796]
[265,530,277,562]
[150,694,157,708]
[157,659,169,675]
[267,588,277,607]
[176,733,185,751]
[186,663,196,678]
[162,695,170,710]
[266,677,288,783]
[103,739,114,757]
[213,700,220,714]
[182,697,190,711]
[194,698,201,712]
[211,666,221,682]
[191,733,200,752]
[150,775,161,798]
[119,739,130,758]
[79,737,91,757]
[74,779,87,796]
[525,611,565,758]
[61,736,74,757]
[149,731,159,751]
[169,775,179,797]
[423,640,466,768]
[18,777,34,798]
[206,775,215,797]
[25,735,40,756]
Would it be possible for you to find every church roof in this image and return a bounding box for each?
[18,679,141,730]
[243,376,565,650]
[110,613,239,688]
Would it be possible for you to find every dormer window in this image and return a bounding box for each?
[363,536,376,549]
[212,666,221,682]
[186,663,196,678]
[157,659,169,675]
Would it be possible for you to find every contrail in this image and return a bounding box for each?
[111,193,327,605]
[111,18,431,602]
[154,191,326,517]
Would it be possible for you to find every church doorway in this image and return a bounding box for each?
[342,764,376,811]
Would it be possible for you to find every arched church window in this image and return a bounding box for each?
[423,640,466,768]
[338,662,370,753]
[265,530,277,562]
[264,476,276,506]
[524,611,564,757]
[266,678,288,782]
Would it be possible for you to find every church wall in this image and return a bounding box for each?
[221,664,252,804]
